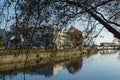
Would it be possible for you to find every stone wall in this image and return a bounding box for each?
[0,48,97,64]
[0,48,98,76]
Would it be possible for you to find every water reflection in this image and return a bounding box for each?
[26,56,83,76]
[66,57,83,74]
[0,55,83,80]
[117,51,120,60]
[1,50,120,80]
[26,64,64,77]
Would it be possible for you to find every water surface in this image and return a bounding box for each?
[0,50,120,80]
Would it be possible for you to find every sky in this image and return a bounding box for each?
[0,0,16,30]
[73,20,114,45]
[94,29,114,45]
[0,0,114,45]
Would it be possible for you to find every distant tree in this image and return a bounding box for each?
[0,0,120,45]
[67,26,83,47]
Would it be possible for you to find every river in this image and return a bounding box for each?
[0,50,120,80]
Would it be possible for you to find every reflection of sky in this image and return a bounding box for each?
[79,51,120,80]
[3,50,120,80]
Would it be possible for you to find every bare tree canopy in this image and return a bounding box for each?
[0,0,120,40]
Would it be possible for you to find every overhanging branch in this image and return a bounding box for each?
[87,10,120,39]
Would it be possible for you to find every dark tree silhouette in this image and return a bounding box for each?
[0,0,120,43]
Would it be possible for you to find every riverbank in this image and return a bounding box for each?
[0,48,98,64]
[0,47,98,76]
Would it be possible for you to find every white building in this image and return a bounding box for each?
[55,31,73,49]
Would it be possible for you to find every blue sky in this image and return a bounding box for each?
[94,29,113,45]
[0,0,114,45]
[73,20,114,45]
[0,0,15,30]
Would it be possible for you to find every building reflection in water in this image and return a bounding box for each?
[26,57,83,76]
[1,50,120,80]
[26,64,64,77]
[0,55,83,80]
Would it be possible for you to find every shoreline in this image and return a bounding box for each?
[0,48,98,76]
[0,48,98,63]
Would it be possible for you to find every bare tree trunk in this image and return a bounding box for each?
[87,11,120,39]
